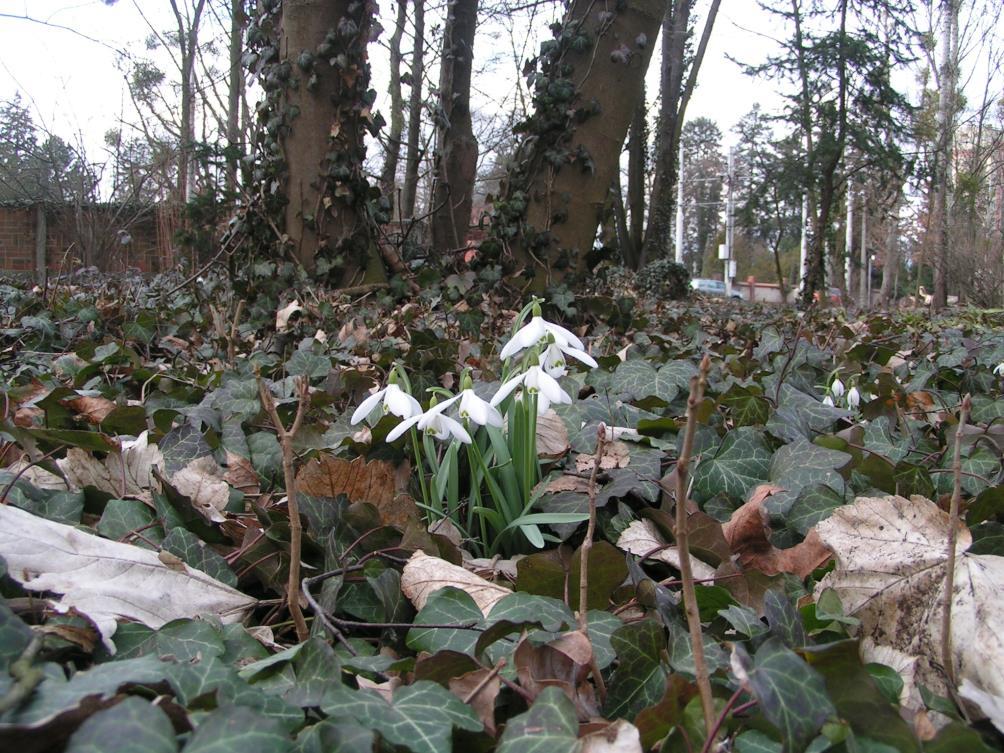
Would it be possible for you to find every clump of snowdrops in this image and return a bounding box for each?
[351,300,598,556]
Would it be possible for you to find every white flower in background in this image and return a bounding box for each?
[351,383,421,425]
[491,365,572,414]
[830,378,845,398]
[994,362,1004,376]
[822,395,835,407]
[386,402,472,444]
[540,340,599,378]
[846,386,861,409]
[499,316,585,361]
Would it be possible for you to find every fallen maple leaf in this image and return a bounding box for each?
[57,431,164,503]
[722,485,831,579]
[170,456,230,523]
[815,494,1004,732]
[401,550,511,615]
[295,453,416,529]
[0,504,256,651]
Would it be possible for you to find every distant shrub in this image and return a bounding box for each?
[636,258,690,300]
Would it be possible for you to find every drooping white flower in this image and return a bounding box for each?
[994,362,1004,376]
[540,340,598,378]
[499,316,585,361]
[491,365,572,414]
[386,402,472,444]
[417,389,504,429]
[350,383,421,425]
[822,395,835,407]
[846,386,861,409]
[830,378,845,398]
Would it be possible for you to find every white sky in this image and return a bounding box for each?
[0,1,788,162]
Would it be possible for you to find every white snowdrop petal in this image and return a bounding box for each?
[351,388,385,425]
[386,414,422,442]
[385,386,422,418]
[543,321,584,350]
[491,373,526,406]
[561,345,598,368]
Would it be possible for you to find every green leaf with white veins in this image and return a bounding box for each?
[692,427,772,504]
[497,687,579,753]
[770,439,850,496]
[65,697,177,753]
[613,359,683,403]
[604,619,669,720]
[321,681,481,753]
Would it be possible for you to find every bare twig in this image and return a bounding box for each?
[701,685,746,753]
[579,422,608,704]
[675,354,715,738]
[227,299,245,367]
[463,658,507,704]
[257,375,310,642]
[941,394,971,692]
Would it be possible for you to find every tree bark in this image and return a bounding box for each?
[380,0,407,205]
[932,0,958,310]
[226,0,246,193]
[279,0,377,281]
[169,0,207,204]
[401,0,425,219]
[626,91,646,268]
[507,0,663,285]
[431,0,479,252]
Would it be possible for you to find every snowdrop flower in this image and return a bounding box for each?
[426,388,504,428]
[491,365,572,414]
[994,362,1004,376]
[499,315,585,362]
[540,340,598,378]
[351,382,421,425]
[386,402,472,444]
[830,378,845,398]
[846,386,861,409]
[822,395,835,407]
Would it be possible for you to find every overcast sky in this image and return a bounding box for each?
[0,1,793,161]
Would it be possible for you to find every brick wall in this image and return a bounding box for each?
[0,203,177,276]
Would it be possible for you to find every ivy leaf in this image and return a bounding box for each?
[160,423,213,475]
[65,697,177,753]
[183,705,293,753]
[407,587,483,657]
[613,360,678,403]
[692,427,772,504]
[763,590,807,648]
[97,498,163,547]
[786,484,846,535]
[215,379,262,423]
[162,528,238,587]
[604,619,668,720]
[496,686,579,753]
[722,384,771,427]
[769,439,850,496]
[293,720,374,753]
[287,350,331,378]
[321,681,481,753]
[738,638,835,751]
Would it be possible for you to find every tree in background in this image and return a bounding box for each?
[680,117,724,275]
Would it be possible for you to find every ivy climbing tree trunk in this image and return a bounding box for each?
[226,0,246,193]
[278,0,379,283]
[380,0,407,206]
[401,0,425,220]
[431,0,478,253]
[504,0,662,286]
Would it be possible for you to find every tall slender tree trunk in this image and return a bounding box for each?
[380,0,407,206]
[401,0,425,219]
[626,90,647,268]
[431,0,478,253]
[226,0,246,193]
[932,0,958,310]
[170,0,207,204]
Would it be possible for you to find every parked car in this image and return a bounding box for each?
[690,278,743,300]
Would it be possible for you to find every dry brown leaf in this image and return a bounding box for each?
[63,395,116,425]
[337,317,369,346]
[296,454,416,529]
[449,668,501,736]
[224,451,260,496]
[514,630,598,719]
[721,487,831,579]
[57,431,163,504]
[170,456,229,523]
[616,520,716,581]
[401,550,511,615]
[815,494,1004,733]
[545,475,591,494]
[0,504,256,651]
[576,440,630,473]
[536,409,570,459]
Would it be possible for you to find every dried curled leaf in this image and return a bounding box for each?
[616,519,716,581]
[401,551,511,616]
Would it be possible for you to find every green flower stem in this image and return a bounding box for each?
[409,427,434,517]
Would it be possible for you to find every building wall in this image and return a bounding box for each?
[0,203,177,276]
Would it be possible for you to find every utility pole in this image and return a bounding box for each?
[845,178,854,296]
[859,195,868,307]
[724,147,735,298]
[675,140,684,265]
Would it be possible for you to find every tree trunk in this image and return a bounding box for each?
[431,0,478,253]
[380,0,407,205]
[170,0,207,204]
[226,0,246,193]
[279,0,377,281]
[401,0,425,219]
[506,0,662,285]
[626,91,646,269]
[879,202,898,307]
[932,0,958,310]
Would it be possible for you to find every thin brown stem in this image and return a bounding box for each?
[257,375,310,642]
[700,685,745,753]
[579,422,608,704]
[675,354,715,739]
[462,658,506,704]
[941,394,970,692]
